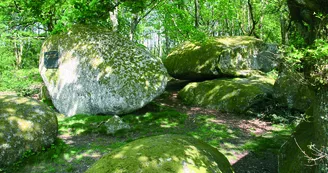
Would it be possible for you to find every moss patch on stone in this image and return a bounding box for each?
[85,134,234,173]
[178,75,274,113]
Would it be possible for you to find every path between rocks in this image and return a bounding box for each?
[152,80,280,173]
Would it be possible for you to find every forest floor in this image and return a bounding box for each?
[3,79,294,173]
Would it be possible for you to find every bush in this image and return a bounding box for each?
[0,46,15,72]
[281,39,328,89]
[0,68,43,96]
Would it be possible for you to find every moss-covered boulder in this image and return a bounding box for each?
[164,36,278,80]
[0,95,58,168]
[85,134,233,173]
[278,120,316,173]
[39,25,168,116]
[178,75,274,113]
[273,71,315,112]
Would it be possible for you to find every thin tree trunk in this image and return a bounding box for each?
[158,32,162,57]
[14,35,23,69]
[247,0,259,38]
[280,14,287,44]
[194,0,200,28]
[164,28,170,55]
[130,14,139,41]
[109,0,119,32]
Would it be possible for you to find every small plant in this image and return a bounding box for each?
[295,139,328,172]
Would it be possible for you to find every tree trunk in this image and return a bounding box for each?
[109,0,119,32]
[130,14,139,41]
[280,15,287,44]
[247,0,259,38]
[158,32,162,57]
[164,28,170,55]
[14,35,23,69]
[194,0,200,28]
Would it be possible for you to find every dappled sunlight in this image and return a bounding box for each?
[8,116,36,132]
[214,36,259,47]
[75,150,102,160]
[85,134,233,173]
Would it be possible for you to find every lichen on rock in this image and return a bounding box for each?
[0,95,58,168]
[164,36,278,80]
[103,115,130,134]
[178,75,274,113]
[39,25,168,116]
[85,134,234,173]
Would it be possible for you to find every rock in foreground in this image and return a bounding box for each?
[0,95,58,168]
[164,36,278,80]
[39,25,168,116]
[178,76,274,113]
[85,134,233,173]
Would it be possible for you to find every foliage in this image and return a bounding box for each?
[281,39,328,89]
[0,46,15,71]
[0,68,43,96]
[247,96,305,124]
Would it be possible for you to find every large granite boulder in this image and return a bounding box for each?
[273,71,315,112]
[85,134,234,173]
[178,75,274,113]
[0,95,58,168]
[164,36,278,80]
[39,25,168,116]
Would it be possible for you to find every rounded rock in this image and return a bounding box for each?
[0,95,58,168]
[164,36,278,80]
[178,76,274,113]
[85,134,234,173]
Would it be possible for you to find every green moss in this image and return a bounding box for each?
[45,69,59,85]
[178,76,273,113]
[85,134,234,173]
